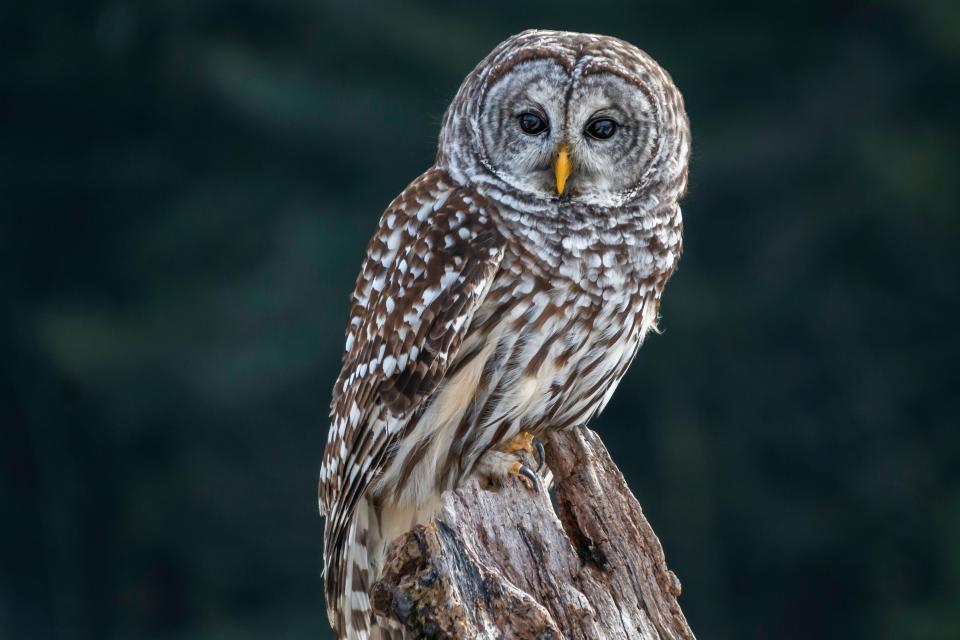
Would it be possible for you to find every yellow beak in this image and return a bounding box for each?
[554,144,572,195]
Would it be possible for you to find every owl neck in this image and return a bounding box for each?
[449,171,681,299]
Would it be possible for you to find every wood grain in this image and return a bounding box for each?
[370,426,695,639]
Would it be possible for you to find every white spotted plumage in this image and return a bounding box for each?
[320,29,690,639]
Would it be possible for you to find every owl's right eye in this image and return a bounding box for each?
[518,112,548,135]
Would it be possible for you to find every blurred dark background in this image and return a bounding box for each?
[3,1,959,638]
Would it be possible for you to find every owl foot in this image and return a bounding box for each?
[476,432,545,493]
[501,431,546,472]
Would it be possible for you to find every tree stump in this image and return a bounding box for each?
[370,426,695,639]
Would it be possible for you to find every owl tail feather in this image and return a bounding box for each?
[325,497,404,640]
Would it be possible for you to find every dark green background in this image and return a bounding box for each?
[3,1,959,638]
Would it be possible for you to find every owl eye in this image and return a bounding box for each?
[518,112,548,135]
[585,118,618,140]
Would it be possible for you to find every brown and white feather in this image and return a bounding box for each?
[319,29,690,640]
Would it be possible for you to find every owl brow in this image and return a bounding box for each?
[513,101,549,119]
[587,107,622,121]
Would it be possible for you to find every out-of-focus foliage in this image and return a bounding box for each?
[2,1,958,639]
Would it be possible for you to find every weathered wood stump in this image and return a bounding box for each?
[370,426,695,639]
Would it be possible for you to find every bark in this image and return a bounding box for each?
[370,426,695,639]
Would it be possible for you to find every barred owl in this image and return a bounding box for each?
[319,29,690,639]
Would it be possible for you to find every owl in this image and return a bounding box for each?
[318,29,690,639]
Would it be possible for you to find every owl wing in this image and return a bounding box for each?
[318,169,504,596]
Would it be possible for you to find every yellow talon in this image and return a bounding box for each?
[509,461,538,491]
[475,432,545,492]
[503,431,535,455]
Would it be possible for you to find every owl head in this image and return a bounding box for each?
[439,30,690,211]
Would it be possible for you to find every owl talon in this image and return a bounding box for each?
[533,436,545,472]
[514,461,541,492]
[503,431,536,455]
[475,449,543,494]
[502,431,546,469]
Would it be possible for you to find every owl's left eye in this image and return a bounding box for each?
[585,118,618,140]
[518,112,548,135]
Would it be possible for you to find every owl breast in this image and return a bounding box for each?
[372,225,665,510]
